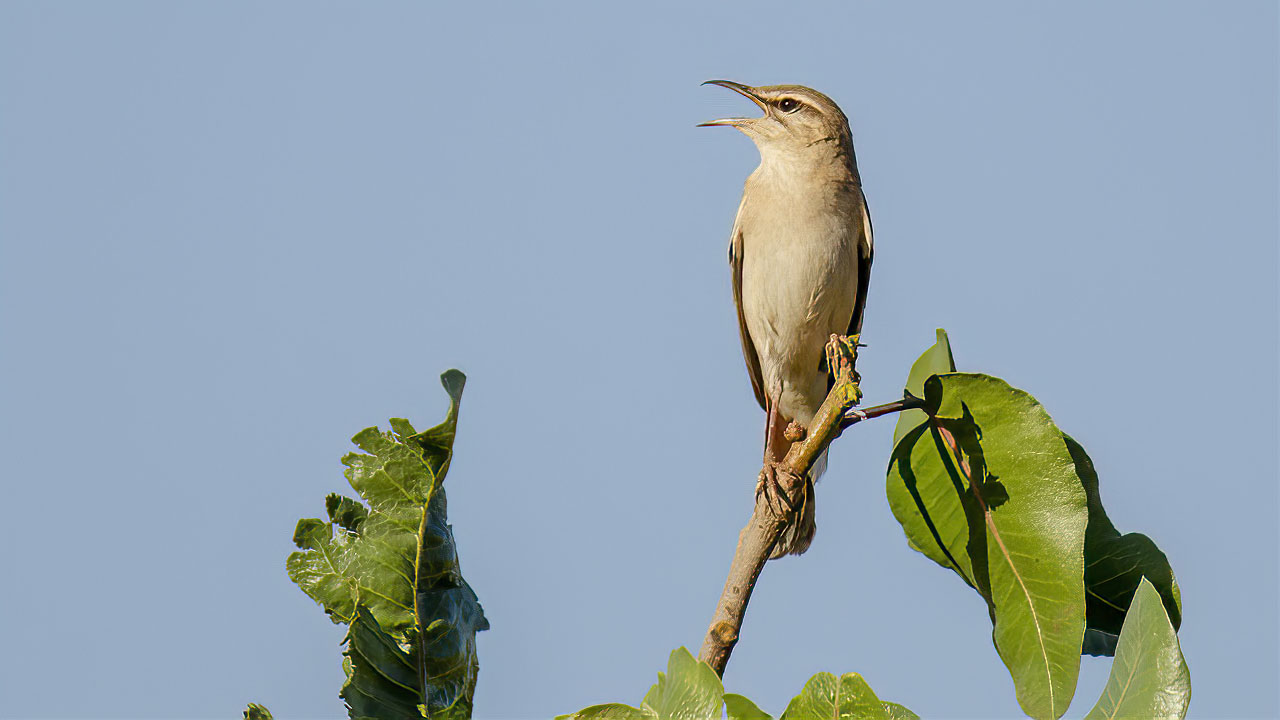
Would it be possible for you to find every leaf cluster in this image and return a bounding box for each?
[557,648,917,720]
[885,330,1187,718]
[278,371,488,719]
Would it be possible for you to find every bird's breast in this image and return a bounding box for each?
[738,175,864,422]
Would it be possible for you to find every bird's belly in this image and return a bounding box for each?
[742,225,858,424]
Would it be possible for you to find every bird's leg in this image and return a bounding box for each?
[756,404,803,519]
[756,404,783,514]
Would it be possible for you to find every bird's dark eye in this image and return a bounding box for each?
[777,98,800,113]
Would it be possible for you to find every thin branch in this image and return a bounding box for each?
[838,392,925,431]
[697,338,922,676]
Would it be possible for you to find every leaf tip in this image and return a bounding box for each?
[440,369,466,398]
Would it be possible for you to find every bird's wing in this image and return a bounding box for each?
[846,190,874,337]
[828,192,874,395]
[730,213,767,411]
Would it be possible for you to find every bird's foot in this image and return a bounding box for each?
[755,461,806,521]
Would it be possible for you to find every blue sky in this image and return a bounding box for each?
[0,2,1275,718]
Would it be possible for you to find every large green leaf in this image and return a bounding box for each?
[779,672,909,720]
[1084,578,1191,719]
[287,370,488,719]
[1068,436,1182,656]
[887,373,1089,719]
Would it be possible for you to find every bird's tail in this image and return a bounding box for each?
[770,448,826,558]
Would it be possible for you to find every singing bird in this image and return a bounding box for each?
[700,81,872,558]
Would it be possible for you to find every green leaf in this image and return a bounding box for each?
[1068,436,1182,656]
[724,693,772,720]
[892,329,956,448]
[887,373,1088,719]
[243,704,273,720]
[287,370,488,719]
[779,672,889,719]
[1084,579,1191,719]
[559,648,724,720]
[640,648,725,720]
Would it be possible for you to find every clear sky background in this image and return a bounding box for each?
[1,2,1275,719]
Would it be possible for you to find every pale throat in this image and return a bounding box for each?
[753,139,857,190]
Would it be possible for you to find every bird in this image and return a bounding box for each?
[700,80,872,558]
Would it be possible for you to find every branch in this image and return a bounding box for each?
[839,392,925,431]
[698,337,921,676]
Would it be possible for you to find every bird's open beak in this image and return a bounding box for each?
[698,80,767,127]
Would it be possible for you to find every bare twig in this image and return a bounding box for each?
[839,392,926,431]
[702,336,921,676]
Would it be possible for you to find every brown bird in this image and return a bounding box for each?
[700,80,872,557]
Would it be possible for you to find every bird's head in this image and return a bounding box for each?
[699,80,852,158]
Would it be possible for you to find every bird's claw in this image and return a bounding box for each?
[755,462,804,520]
